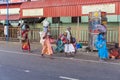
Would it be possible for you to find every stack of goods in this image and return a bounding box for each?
[88,11,107,51]
[101,12,107,25]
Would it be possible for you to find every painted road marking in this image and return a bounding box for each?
[0,49,120,66]
[24,70,30,73]
[59,76,79,80]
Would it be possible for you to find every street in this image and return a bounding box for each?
[0,42,120,80]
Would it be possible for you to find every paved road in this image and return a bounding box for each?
[0,41,120,80]
[0,41,120,63]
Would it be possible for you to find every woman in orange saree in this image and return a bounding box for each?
[21,25,31,52]
[41,28,53,58]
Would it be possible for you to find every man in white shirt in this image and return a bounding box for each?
[4,24,8,40]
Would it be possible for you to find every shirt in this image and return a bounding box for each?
[4,26,8,35]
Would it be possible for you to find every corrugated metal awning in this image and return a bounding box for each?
[20,0,120,8]
[118,2,120,14]
[0,14,19,20]
[20,0,120,18]
[44,5,81,17]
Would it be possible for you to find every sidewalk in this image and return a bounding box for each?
[0,41,120,63]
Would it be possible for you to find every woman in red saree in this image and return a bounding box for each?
[21,25,31,52]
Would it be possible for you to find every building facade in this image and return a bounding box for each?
[0,0,120,44]
[0,0,120,28]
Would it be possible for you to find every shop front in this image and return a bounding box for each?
[0,0,120,43]
[19,0,120,44]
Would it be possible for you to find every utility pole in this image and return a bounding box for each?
[117,2,120,47]
[6,0,9,41]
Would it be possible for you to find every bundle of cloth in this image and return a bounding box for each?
[109,43,120,59]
